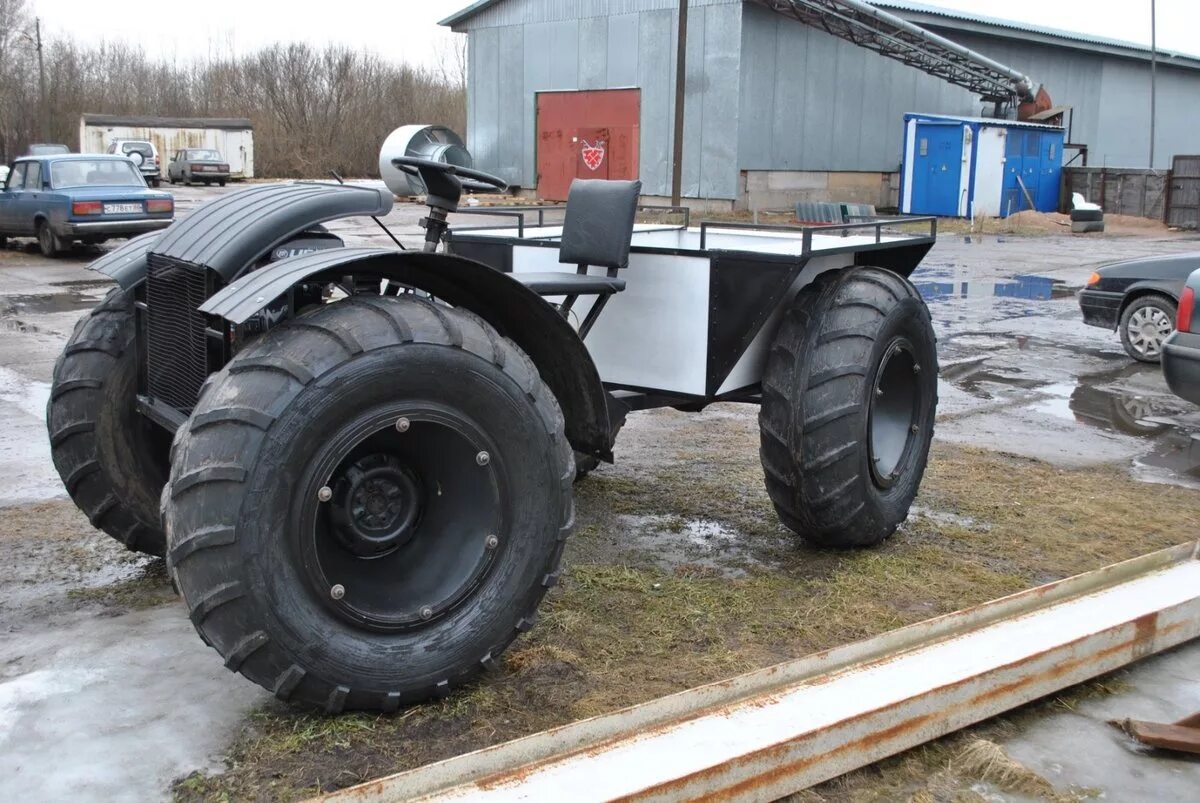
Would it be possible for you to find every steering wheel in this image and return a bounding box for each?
[390,156,507,195]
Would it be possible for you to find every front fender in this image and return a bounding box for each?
[200,248,614,456]
[150,181,392,282]
[1123,279,1181,304]
[89,231,161,288]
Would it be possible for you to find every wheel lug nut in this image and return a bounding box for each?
[875,388,884,397]
[485,534,499,549]
[317,486,332,502]
[476,451,490,466]
[911,424,920,433]
[913,363,922,373]
[395,417,410,433]
[420,605,433,620]
[330,584,345,600]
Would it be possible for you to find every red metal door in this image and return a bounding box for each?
[537,89,640,201]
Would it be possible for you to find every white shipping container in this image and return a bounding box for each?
[78,115,255,178]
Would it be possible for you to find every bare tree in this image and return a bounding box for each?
[0,27,466,176]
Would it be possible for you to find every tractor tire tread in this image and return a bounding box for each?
[166,295,574,711]
[758,268,936,548]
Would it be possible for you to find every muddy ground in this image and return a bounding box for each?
[1,184,1198,801]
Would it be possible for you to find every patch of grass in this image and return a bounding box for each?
[175,438,1200,801]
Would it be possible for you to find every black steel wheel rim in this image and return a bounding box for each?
[296,403,506,632]
[868,337,922,489]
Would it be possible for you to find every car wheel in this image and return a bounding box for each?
[1119,295,1176,363]
[151,178,161,188]
[37,221,63,257]
[218,180,226,187]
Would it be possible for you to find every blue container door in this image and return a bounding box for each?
[1036,133,1063,212]
[910,123,963,216]
[1002,129,1042,217]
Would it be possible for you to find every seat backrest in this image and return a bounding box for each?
[558,178,642,270]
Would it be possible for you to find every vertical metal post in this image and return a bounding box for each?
[1149,0,1157,169]
[35,17,47,141]
[670,0,689,207]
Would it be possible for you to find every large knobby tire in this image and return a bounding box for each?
[1119,294,1175,363]
[48,287,171,554]
[759,267,938,548]
[164,295,574,712]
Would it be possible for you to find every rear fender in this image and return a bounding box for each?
[200,248,614,457]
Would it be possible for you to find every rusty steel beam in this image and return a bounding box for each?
[324,542,1200,803]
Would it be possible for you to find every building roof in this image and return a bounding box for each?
[80,114,254,130]
[441,0,1200,69]
[877,1,1200,67]
[439,0,498,27]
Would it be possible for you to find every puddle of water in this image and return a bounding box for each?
[618,514,773,578]
[912,273,1072,303]
[1026,382,1076,421]
[0,292,98,315]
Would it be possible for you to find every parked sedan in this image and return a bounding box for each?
[1078,253,1200,362]
[167,148,230,186]
[0,154,174,256]
[1162,268,1200,405]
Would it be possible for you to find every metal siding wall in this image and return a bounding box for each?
[607,14,640,86]
[579,16,609,89]
[522,23,552,185]
[680,4,705,195]
[470,27,502,176]
[637,9,675,195]
[497,26,526,186]
[699,2,742,198]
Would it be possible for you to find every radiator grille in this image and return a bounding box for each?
[146,254,211,413]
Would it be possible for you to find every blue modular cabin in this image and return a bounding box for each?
[899,114,1065,219]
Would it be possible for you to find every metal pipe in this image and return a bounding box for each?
[1150,0,1158,168]
[762,0,1036,101]
[818,0,1033,95]
[670,0,688,206]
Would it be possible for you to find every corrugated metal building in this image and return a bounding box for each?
[441,0,1200,209]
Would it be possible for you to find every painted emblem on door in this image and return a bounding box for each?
[581,140,606,171]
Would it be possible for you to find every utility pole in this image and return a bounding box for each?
[1149,0,1157,169]
[35,17,47,141]
[670,0,688,207]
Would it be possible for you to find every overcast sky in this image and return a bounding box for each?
[29,0,1200,65]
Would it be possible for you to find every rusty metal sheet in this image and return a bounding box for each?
[323,541,1200,803]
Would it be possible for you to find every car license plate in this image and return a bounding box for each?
[103,203,142,214]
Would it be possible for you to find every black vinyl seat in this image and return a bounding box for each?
[513,178,641,337]
[514,272,626,295]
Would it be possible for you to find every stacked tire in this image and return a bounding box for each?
[1070,206,1104,234]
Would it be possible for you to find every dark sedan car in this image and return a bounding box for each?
[0,154,174,256]
[1162,268,1200,406]
[1079,253,1200,362]
[167,148,231,186]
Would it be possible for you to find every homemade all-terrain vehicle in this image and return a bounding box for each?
[47,156,938,712]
